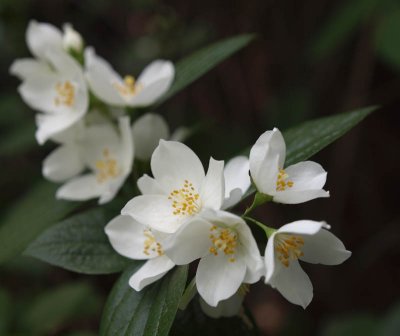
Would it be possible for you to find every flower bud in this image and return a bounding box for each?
[62,23,83,53]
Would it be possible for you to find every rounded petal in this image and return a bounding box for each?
[200,292,243,318]
[251,153,280,195]
[26,20,63,59]
[277,220,325,236]
[196,253,246,307]
[300,229,351,265]
[224,156,251,198]
[42,144,84,182]
[105,215,156,260]
[285,161,327,190]
[10,58,52,80]
[170,127,190,142]
[98,176,127,204]
[129,256,175,291]
[121,195,183,233]
[137,174,165,195]
[222,188,244,210]
[117,116,134,175]
[132,113,169,161]
[151,140,205,192]
[84,47,125,106]
[264,232,278,282]
[200,158,225,210]
[163,217,211,265]
[56,174,106,201]
[126,60,174,107]
[273,189,329,204]
[268,260,313,309]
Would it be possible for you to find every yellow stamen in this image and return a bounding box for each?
[276,168,294,191]
[168,180,201,216]
[275,234,304,267]
[95,148,120,183]
[143,229,164,256]
[113,75,143,97]
[208,225,238,262]
[54,80,75,107]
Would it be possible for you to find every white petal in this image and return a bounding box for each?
[285,161,327,190]
[50,120,85,144]
[264,232,278,282]
[105,215,156,260]
[222,188,244,210]
[137,174,165,195]
[170,127,190,142]
[26,20,63,59]
[300,229,351,265]
[277,220,325,236]
[98,176,127,204]
[126,60,174,107]
[121,195,183,233]
[200,292,243,318]
[132,113,169,161]
[243,262,264,284]
[128,256,175,291]
[200,158,225,210]
[117,116,134,175]
[196,253,246,307]
[269,260,313,309]
[10,59,52,80]
[163,217,211,265]
[84,47,125,106]
[151,140,205,192]
[42,144,84,182]
[224,156,251,198]
[273,189,330,204]
[45,48,83,77]
[251,153,280,195]
[56,174,106,201]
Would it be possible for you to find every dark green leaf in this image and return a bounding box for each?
[0,289,11,334]
[375,9,400,71]
[25,209,131,274]
[21,282,101,334]
[309,0,381,61]
[0,181,78,264]
[100,264,188,336]
[158,34,255,104]
[283,106,376,166]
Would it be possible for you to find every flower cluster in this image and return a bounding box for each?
[11,21,351,319]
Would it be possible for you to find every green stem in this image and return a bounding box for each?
[243,192,272,217]
[243,216,276,238]
[178,277,197,310]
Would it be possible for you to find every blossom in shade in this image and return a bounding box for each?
[264,220,351,308]
[249,128,329,204]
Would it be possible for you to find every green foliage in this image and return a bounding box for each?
[309,0,381,61]
[158,34,255,104]
[21,282,101,335]
[0,181,78,264]
[375,9,400,71]
[25,209,131,274]
[378,302,400,336]
[283,106,376,166]
[100,264,188,336]
[0,289,10,334]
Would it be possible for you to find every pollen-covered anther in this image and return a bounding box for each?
[54,80,75,107]
[113,75,143,97]
[168,180,201,216]
[275,235,304,267]
[95,148,120,183]
[143,229,164,256]
[208,225,238,262]
[276,168,294,191]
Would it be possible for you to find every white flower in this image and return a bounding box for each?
[10,21,88,144]
[249,128,329,204]
[264,220,351,308]
[62,23,83,53]
[121,140,225,233]
[200,290,244,318]
[222,156,251,209]
[131,113,188,162]
[105,215,174,291]
[85,48,174,107]
[56,116,133,204]
[163,210,263,306]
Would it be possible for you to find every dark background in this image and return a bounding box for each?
[0,0,399,335]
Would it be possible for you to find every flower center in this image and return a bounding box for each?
[208,225,238,263]
[276,168,294,191]
[143,229,164,256]
[113,75,142,97]
[168,180,201,216]
[95,148,120,183]
[54,80,75,107]
[275,234,304,267]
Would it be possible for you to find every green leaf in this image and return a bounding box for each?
[0,181,78,264]
[21,282,101,334]
[0,289,11,334]
[321,313,379,336]
[283,106,376,166]
[100,264,188,336]
[309,0,381,61]
[0,122,36,156]
[25,208,131,274]
[375,9,400,71]
[158,34,255,104]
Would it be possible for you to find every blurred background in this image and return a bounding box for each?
[0,0,399,335]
